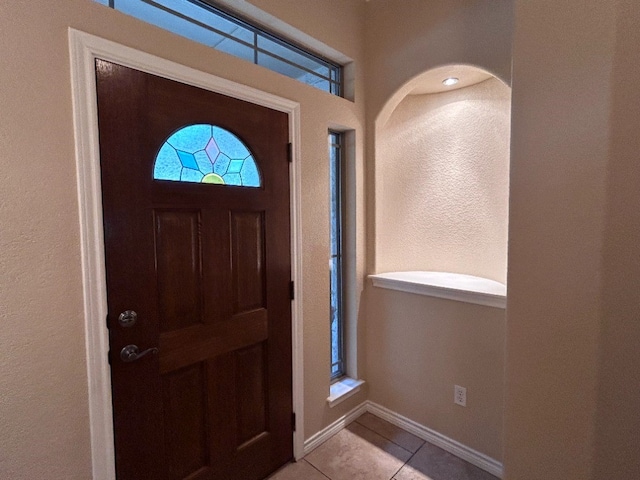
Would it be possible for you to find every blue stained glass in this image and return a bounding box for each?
[167,124,211,151]
[212,126,250,158]
[181,167,204,183]
[223,173,242,185]
[153,124,261,187]
[227,159,245,174]
[194,150,214,174]
[213,153,231,176]
[154,143,183,180]
[176,150,199,170]
[240,158,260,187]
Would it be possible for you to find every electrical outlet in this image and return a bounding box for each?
[454,385,467,407]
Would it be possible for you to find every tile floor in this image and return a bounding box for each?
[268,413,498,480]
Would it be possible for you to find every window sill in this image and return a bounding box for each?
[369,271,506,309]
[327,377,365,408]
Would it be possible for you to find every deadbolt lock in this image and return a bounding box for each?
[118,310,138,327]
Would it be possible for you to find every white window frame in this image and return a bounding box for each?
[326,129,364,407]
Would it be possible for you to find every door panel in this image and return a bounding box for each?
[96,59,292,480]
[154,209,204,332]
[231,210,266,313]
[162,362,209,479]
[236,342,269,445]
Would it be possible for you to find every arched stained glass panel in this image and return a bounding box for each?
[153,124,261,187]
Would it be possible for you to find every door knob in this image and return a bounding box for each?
[120,344,159,363]
[118,310,137,327]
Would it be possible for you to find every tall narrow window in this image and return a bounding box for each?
[329,132,344,380]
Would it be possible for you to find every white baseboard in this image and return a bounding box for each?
[303,402,368,455]
[302,400,503,479]
[366,401,503,478]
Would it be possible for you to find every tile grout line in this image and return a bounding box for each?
[297,412,498,480]
[351,419,417,480]
[354,416,422,456]
[389,448,420,480]
[353,415,426,480]
[353,420,413,457]
[302,458,332,480]
[366,403,502,478]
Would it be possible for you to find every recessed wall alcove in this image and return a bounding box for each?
[374,65,511,285]
[365,65,511,467]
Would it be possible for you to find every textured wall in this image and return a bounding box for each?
[0,1,366,478]
[505,0,640,478]
[504,1,614,478]
[361,0,514,468]
[593,2,640,477]
[364,0,513,126]
[0,2,92,478]
[376,78,511,283]
[364,0,514,273]
[366,288,505,461]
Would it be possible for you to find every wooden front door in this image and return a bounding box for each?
[96,59,293,480]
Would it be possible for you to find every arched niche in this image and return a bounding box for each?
[374,65,511,284]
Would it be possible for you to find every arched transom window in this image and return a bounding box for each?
[153,124,261,187]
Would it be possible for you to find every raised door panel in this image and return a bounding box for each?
[162,362,210,480]
[154,210,204,332]
[231,210,266,314]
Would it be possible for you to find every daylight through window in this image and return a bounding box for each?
[329,131,345,380]
[96,0,342,96]
[153,124,261,187]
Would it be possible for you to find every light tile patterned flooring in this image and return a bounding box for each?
[268,413,498,480]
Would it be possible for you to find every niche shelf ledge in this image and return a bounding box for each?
[369,271,506,309]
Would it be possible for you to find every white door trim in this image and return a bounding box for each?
[68,29,304,480]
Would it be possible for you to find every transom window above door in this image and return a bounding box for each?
[153,124,261,187]
[95,0,343,96]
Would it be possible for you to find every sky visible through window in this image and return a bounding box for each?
[96,0,342,95]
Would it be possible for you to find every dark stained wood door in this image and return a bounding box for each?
[95,59,293,480]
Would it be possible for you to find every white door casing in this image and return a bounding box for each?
[68,29,304,480]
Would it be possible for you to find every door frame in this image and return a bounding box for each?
[68,29,304,480]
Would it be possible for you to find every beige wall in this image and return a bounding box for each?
[362,0,514,466]
[364,0,513,120]
[594,2,640,478]
[505,0,640,478]
[377,78,511,283]
[4,0,639,478]
[363,0,640,477]
[504,0,610,477]
[365,0,514,273]
[0,1,365,478]
[366,288,505,461]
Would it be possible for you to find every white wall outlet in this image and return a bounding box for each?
[454,385,467,407]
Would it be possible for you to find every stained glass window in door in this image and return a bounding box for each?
[153,124,261,187]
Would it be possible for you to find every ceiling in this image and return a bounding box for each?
[408,65,494,95]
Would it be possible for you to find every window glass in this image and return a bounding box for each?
[154,124,261,187]
[97,0,342,96]
[329,132,344,379]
